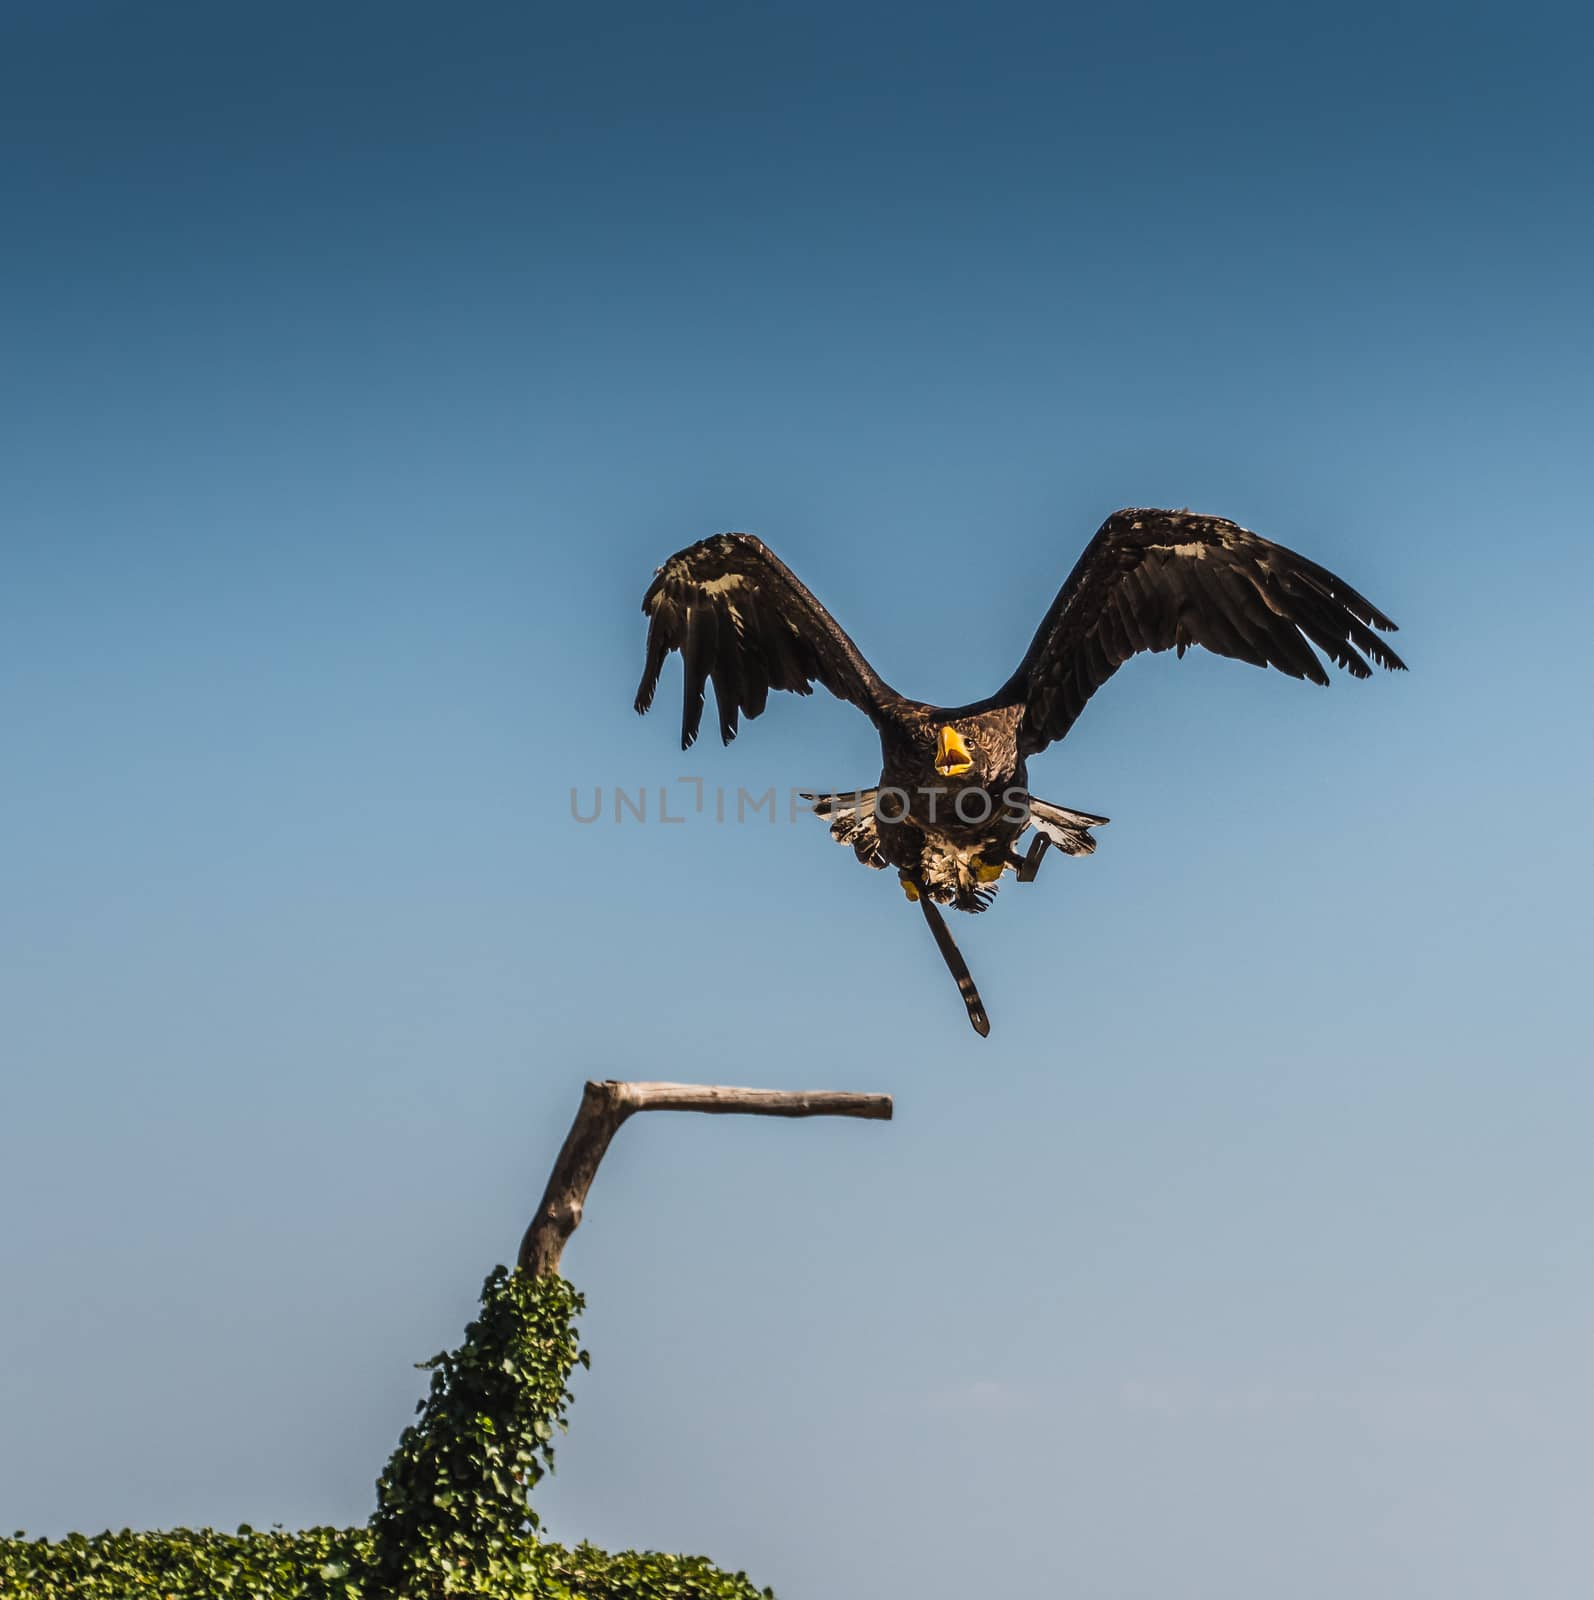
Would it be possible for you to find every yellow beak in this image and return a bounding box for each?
[935,725,974,778]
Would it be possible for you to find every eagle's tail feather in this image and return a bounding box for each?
[1025,796,1109,857]
[801,788,889,869]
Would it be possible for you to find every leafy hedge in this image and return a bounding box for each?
[1,1270,772,1600]
[0,1528,770,1599]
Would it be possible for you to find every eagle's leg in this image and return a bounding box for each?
[909,876,991,1038]
[1016,832,1052,884]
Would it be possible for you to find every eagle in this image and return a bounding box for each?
[635,508,1404,1037]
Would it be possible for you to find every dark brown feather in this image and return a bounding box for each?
[994,508,1405,755]
[635,533,898,749]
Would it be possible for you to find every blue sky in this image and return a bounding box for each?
[2,3,1592,1595]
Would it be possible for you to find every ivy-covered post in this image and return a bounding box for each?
[368,1079,889,1597]
[517,1080,893,1279]
[367,1268,588,1597]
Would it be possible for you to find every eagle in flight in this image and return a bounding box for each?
[635,508,1403,1037]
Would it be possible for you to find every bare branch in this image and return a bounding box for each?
[517,1079,892,1278]
[605,1081,893,1119]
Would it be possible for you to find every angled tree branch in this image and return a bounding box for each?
[518,1079,893,1278]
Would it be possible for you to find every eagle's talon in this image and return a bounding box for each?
[899,873,921,902]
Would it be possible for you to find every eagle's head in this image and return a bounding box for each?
[934,723,979,780]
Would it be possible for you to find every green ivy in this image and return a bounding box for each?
[1,1270,773,1600]
[367,1268,586,1595]
[0,1528,773,1600]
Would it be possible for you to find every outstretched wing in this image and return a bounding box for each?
[997,508,1405,756]
[635,533,896,749]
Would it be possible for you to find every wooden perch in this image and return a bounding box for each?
[517,1079,893,1278]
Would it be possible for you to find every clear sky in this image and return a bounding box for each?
[3,3,1592,1596]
